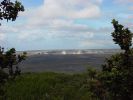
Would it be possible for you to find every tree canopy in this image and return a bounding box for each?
[111,19,133,52]
[0,0,24,24]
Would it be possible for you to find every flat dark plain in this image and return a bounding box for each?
[20,54,112,73]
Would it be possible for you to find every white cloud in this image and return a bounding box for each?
[0,33,6,41]
[17,0,103,42]
[1,0,107,50]
[22,0,102,27]
[0,25,18,33]
[80,39,114,49]
[43,0,101,19]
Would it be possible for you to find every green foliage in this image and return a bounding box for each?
[0,47,26,78]
[0,70,8,97]
[0,0,25,78]
[87,68,97,79]
[99,19,133,100]
[102,53,124,71]
[0,0,24,23]
[0,47,26,97]
[111,19,133,52]
[86,68,107,100]
[82,20,133,100]
[4,72,100,100]
[0,0,25,98]
[0,70,8,84]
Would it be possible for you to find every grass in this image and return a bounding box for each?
[3,72,97,100]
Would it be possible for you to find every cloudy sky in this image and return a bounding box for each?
[0,0,133,51]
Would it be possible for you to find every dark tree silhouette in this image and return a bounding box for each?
[0,0,24,23]
[0,47,26,77]
[0,0,25,97]
[0,0,25,76]
[111,19,132,53]
[100,19,133,100]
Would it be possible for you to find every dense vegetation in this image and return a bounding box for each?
[0,0,133,100]
[3,72,100,100]
[100,19,133,100]
[0,0,25,97]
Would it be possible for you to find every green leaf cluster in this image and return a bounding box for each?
[0,0,24,23]
[98,19,133,100]
[0,47,26,77]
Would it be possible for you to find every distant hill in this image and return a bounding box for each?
[17,49,123,56]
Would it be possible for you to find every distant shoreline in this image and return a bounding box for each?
[17,49,123,56]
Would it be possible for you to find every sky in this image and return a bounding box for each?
[0,0,133,51]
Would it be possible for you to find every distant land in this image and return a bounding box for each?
[17,49,123,56]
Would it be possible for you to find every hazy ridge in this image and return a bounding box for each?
[17,49,123,56]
